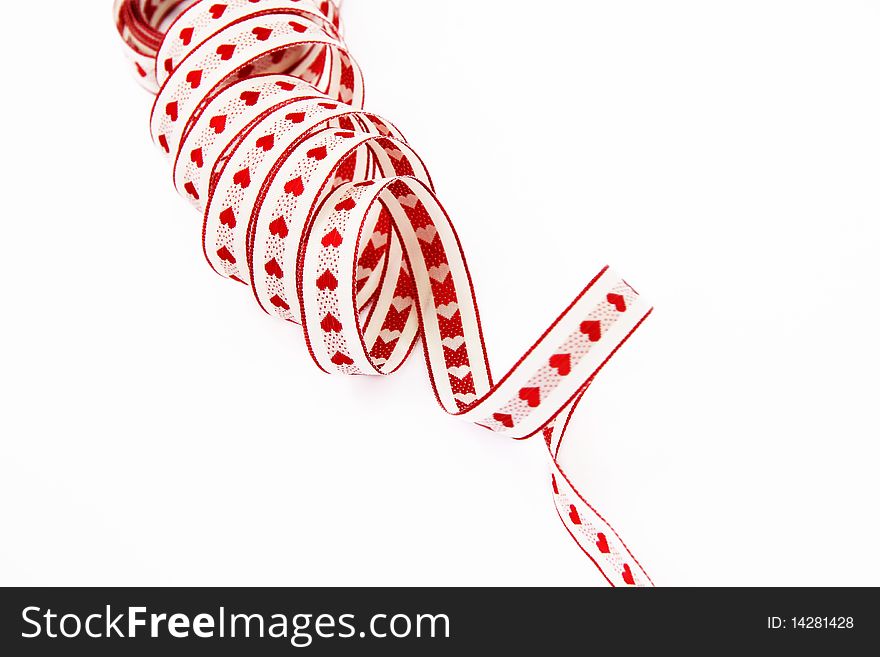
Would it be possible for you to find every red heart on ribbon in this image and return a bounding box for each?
[276,80,296,91]
[286,112,306,124]
[596,533,610,554]
[219,207,236,227]
[335,198,356,212]
[269,216,289,238]
[622,564,635,586]
[580,320,602,342]
[289,21,307,33]
[284,177,304,196]
[216,44,236,60]
[493,413,514,428]
[186,69,202,89]
[252,27,273,41]
[551,474,559,495]
[264,258,283,278]
[321,313,343,333]
[549,353,571,376]
[216,246,236,264]
[180,27,194,46]
[318,102,337,110]
[165,101,178,122]
[158,134,169,153]
[270,295,290,311]
[240,91,260,106]
[209,115,227,134]
[209,4,227,19]
[256,134,274,151]
[307,146,327,161]
[331,352,354,366]
[321,229,343,248]
[183,182,199,199]
[568,505,581,525]
[316,270,338,291]
[519,387,541,408]
[233,168,251,188]
[607,293,627,312]
[190,148,203,168]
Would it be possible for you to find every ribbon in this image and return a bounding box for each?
[113,0,654,587]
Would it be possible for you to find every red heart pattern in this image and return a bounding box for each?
[233,168,251,188]
[240,91,260,106]
[265,258,283,278]
[255,134,275,151]
[607,293,627,312]
[519,386,541,408]
[216,44,236,61]
[270,295,290,311]
[219,207,236,227]
[209,115,227,134]
[216,246,235,264]
[493,413,514,429]
[186,69,202,89]
[269,216,289,238]
[321,313,343,333]
[252,27,273,41]
[335,198,356,212]
[321,229,343,248]
[331,352,354,366]
[549,353,571,376]
[284,177,304,196]
[316,270,338,291]
[580,320,602,342]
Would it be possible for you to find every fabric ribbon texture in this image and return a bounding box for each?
[114,0,654,587]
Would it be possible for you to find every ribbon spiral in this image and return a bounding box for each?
[114,0,654,587]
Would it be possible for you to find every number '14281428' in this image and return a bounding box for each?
[768,617,854,629]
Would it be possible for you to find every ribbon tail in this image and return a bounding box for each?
[542,302,654,587]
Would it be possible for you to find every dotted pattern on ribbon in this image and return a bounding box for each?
[114,0,655,587]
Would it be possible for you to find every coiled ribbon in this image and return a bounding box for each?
[114,0,654,587]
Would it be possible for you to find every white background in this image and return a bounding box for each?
[1,1,878,586]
